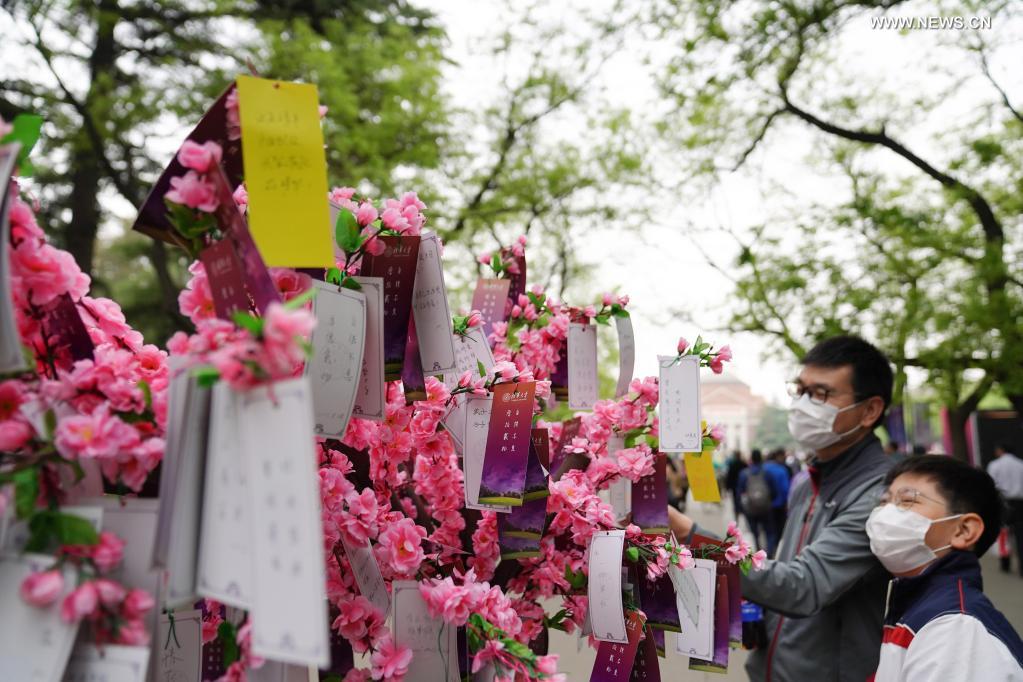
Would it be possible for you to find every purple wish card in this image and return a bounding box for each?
[209,165,280,315]
[401,315,427,404]
[629,626,661,682]
[631,452,669,535]
[523,430,549,501]
[477,381,536,507]
[470,278,510,347]
[199,239,250,320]
[40,293,94,370]
[637,571,681,633]
[361,235,421,381]
[499,496,547,540]
[498,530,542,561]
[590,611,645,682]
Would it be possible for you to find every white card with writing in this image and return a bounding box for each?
[248,660,315,682]
[658,355,702,452]
[567,323,598,411]
[441,327,495,451]
[0,554,79,682]
[152,361,190,568]
[156,375,211,607]
[587,529,627,643]
[153,608,202,682]
[672,558,715,660]
[64,644,150,682]
[306,280,367,437]
[341,535,390,616]
[0,144,27,373]
[412,233,456,376]
[327,199,345,262]
[392,580,459,682]
[606,435,631,520]
[241,377,329,667]
[462,395,509,513]
[197,382,252,609]
[614,316,635,398]
[352,276,385,421]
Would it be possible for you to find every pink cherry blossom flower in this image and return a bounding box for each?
[477,253,492,265]
[165,170,219,212]
[725,543,746,564]
[717,345,733,362]
[677,337,689,354]
[121,588,154,619]
[751,549,767,570]
[60,582,99,622]
[20,569,64,606]
[91,531,126,572]
[177,140,223,173]
[378,517,426,576]
[232,183,248,213]
[710,424,725,442]
[466,310,483,328]
[472,639,505,673]
[0,419,33,451]
[355,201,378,226]
[370,636,413,680]
[115,618,149,646]
[709,355,724,374]
[55,406,141,460]
[93,578,127,607]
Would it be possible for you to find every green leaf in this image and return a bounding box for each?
[13,468,39,519]
[340,276,361,291]
[218,621,240,667]
[325,267,343,285]
[334,208,363,254]
[25,511,57,553]
[1,114,43,173]
[192,366,221,388]
[613,308,630,318]
[43,409,57,440]
[282,286,317,310]
[231,311,264,336]
[138,379,153,411]
[477,360,486,378]
[53,512,99,546]
[625,546,640,563]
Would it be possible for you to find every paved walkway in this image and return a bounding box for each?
[550,495,1023,680]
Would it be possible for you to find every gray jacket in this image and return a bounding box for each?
[743,435,893,682]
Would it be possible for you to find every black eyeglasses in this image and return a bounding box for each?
[786,381,859,406]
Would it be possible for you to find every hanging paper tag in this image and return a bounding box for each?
[637,571,681,633]
[689,574,730,673]
[306,281,366,437]
[590,611,645,682]
[40,293,93,369]
[200,239,250,320]
[684,447,721,503]
[340,535,390,616]
[401,316,427,403]
[672,558,716,661]
[463,395,510,513]
[628,626,661,682]
[442,328,496,451]
[352,276,385,421]
[470,278,510,346]
[478,381,536,507]
[657,355,702,452]
[615,316,635,398]
[523,430,549,501]
[587,529,628,643]
[235,75,334,267]
[412,233,456,375]
[392,581,460,682]
[361,235,420,381]
[567,323,598,410]
[0,144,26,373]
[631,452,669,535]
[155,608,202,682]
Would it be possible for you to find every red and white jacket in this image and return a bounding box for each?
[872,551,1023,681]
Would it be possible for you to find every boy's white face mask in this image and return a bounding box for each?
[865,503,961,574]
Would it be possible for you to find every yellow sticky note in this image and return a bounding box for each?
[236,75,334,267]
[684,448,721,503]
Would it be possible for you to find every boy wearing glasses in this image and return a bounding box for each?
[869,455,1023,680]
[671,335,895,682]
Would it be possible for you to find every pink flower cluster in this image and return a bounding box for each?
[165,140,223,213]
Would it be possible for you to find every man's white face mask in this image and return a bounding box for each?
[786,393,863,451]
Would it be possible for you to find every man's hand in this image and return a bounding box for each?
[668,505,694,540]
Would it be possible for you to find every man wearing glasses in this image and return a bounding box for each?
[670,335,894,682]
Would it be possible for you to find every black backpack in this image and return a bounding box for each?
[743,469,773,517]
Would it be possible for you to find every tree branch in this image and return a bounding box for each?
[977,42,1023,125]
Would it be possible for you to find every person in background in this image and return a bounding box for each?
[724,450,747,527]
[738,449,774,551]
[911,443,928,457]
[670,335,895,682]
[869,455,1023,681]
[987,442,1023,577]
[885,440,907,464]
[763,448,791,557]
[665,453,688,511]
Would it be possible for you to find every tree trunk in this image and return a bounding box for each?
[947,406,972,461]
[65,133,102,275]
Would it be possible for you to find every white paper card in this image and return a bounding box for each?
[441,327,495,451]
[606,435,631,520]
[154,374,211,607]
[197,382,252,609]
[658,355,702,452]
[153,608,202,682]
[341,535,390,615]
[587,529,627,643]
[614,316,635,398]
[463,395,509,513]
[0,554,79,682]
[567,323,598,411]
[392,580,459,682]
[672,558,716,660]
[248,660,314,682]
[352,276,385,421]
[412,233,456,376]
[242,377,329,667]
[306,281,367,437]
[0,143,27,373]
[152,362,190,568]
[64,644,150,682]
